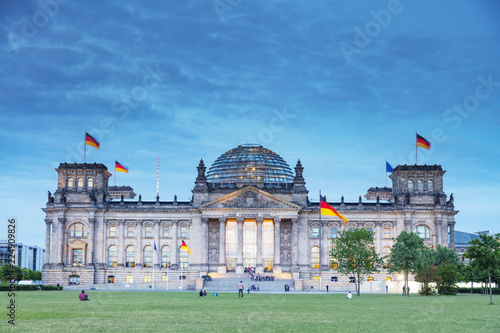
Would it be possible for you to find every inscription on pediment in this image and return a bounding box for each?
[220,191,287,209]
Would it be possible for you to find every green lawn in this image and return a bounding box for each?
[2,291,499,332]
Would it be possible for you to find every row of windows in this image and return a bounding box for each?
[108,245,189,269]
[311,227,391,239]
[408,179,433,191]
[69,274,171,285]
[108,225,188,238]
[67,177,93,189]
[312,226,431,240]
[311,246,393,270]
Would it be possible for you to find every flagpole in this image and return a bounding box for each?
[157,157,160,198]
[114,160,116,186]
[385,161,387,187]
[319,191,322,292]
[84,132,87,163]
[415,132,418,165]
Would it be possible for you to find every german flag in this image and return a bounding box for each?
[115,161,129,173]
[85,132,100,149]
[181,240,192,255]
[416,134,430,149]
[320,197,349,222]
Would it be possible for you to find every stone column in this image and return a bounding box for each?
[171,220,179,269]
[291,218,299,273]
[273,217,281,273]
[57,217,65,267]
[201,217,209,272]
[375,222,382,254]
[44,219,51,267]
[50,219,57,267]
[449,220,456,248]
[218,218,226,274]
[154,219,161,268]
[236,217,244,274]
[136,219,143,267]
[321,222,329,271]
[434,217,442,248]
[256,217,263,273]
[87,218,95,266]
[118,220,125,267]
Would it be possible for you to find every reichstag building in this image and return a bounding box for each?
[42,144,458,290]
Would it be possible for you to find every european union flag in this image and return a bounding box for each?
[386,161,393,173]
[154,241,157,252]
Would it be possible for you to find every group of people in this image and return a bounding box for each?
[199,290,207,297]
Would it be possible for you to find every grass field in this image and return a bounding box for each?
[2,291,499,332]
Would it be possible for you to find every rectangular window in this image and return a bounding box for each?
[109,226,117,238]
[127,226,134,238]
[69,275,80,285]
[162,226,170,238]
[180,226,188,238]
[161,275,168,281]
[330,227,337,239]
[125,275,133,283]
[312,227,319,239]
[143,275,151,282]
[366,227,373,234]
[145,226,153,238]
[108,276,114,284]
[72,248,83,267]
[331,276,338,282]
[384,228,390,239]
[349,277,356,283]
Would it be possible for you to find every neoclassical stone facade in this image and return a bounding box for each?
[42,145,458,289]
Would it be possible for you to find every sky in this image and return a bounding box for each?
[1,0,499,248]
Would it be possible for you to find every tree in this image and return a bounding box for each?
[437,262,462,295]
[330,228,383,296]
[464,233,500,305]
[0,264,23,282]
[414,247,440,295]
[389,231,426,296]
[434,245,462,268]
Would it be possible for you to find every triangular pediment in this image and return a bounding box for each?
[67,238,88,246]
[199,186,302,210]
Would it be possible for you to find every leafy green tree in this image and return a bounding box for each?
[437,262,462,295]
[464,233,500,305]
[0,264,23,282]
[414,247,439,295]
[330,228,383,296]
[434,245,462,268]
[389,231,426,296]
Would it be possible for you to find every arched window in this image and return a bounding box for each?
[69,223,86,238]
[408,179,414,190]
[427,179,433,191]
[126,246,135,267]
[311,246,319,269]
[414,225,431,239]
[87,177,94,189]
[382,247,391,269]
[108,246,118,267]
[161,246,171,268]
[179,247,189,269]
[418,179,424,191]
[143,246,153,267]
[77,177,84,188]
[67,177,74,188]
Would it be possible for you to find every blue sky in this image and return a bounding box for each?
[1,0,499,248]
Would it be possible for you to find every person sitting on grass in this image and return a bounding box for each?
[79,290,90,301]
[346,291,352,299]
[199,290,204,297]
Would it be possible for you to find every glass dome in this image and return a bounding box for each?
[206,144,294,183]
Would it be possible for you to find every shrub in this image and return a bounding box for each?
[0,284,63,291]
